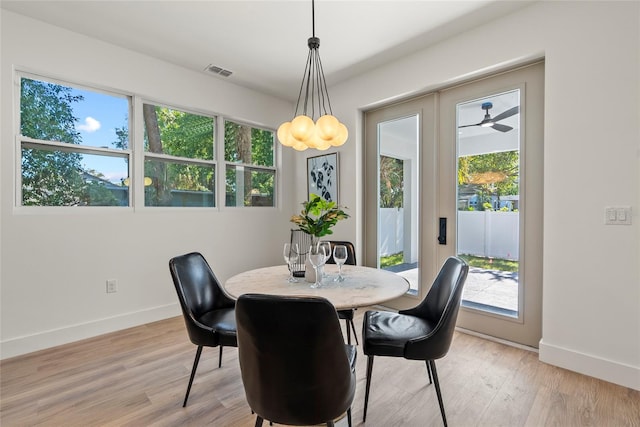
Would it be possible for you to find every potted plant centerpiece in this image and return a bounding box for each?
[291,194,349,282]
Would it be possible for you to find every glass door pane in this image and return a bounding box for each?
[456,90,521,317]
[378,115,419,295]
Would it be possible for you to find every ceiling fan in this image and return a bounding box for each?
[459,102,519,132]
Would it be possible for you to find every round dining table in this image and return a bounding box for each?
[224,264,409,310]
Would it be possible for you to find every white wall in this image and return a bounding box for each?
[304,2,639,390]
[0,11,295,358]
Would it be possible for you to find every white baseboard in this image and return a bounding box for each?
[0,303,181,360]
[539,339,640,391]
[455,327,539,353]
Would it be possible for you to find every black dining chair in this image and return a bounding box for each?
[362,256,469,426]
[325,240,359,345]
[168,252,237,407]
[236,293,357,427]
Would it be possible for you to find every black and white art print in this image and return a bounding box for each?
[307,153,338,203]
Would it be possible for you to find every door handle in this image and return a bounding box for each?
[438,217,447,245]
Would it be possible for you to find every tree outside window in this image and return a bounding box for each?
[458,151,519,211]
[224,120,275,207]
[18,74,278,210]
[143,104,215,207]
[19,76,129,207]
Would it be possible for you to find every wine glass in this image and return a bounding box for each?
[319,241,332,278]
[283,243,299,283]
[333,245,348,282]
[308,244,326,289]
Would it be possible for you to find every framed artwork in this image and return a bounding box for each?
[307,153,338,202]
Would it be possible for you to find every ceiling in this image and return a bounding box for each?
[1,0,533,102]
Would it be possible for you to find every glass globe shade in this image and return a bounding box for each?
[277,122,294,146]
[315,139,332,151]
[290,115,315,142]
[305,132,321,149]
[285,133,300,148]
[316,115,340,141]
[330,123,349,147]
[292,140,308,151]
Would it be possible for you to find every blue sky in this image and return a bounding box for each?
[70,87,129,183]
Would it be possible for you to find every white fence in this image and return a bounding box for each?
[380,208,519,260]
[380,208,404,256]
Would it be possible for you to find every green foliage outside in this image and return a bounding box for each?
[20,76,276,208]
[224,121,275,206]
[458,254,518,272]
[20,78,123,206]
[380,252,404,268]
[142,107,276,207]
[380,155,403,208]
[143,106,215,206]
[458,151,519,211]
[83,181,120,206]
[152,107,214,160]
[380,252,519,272]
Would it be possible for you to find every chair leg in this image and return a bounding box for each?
[425,360,433,384]
[251,411,272,426]
[345,319,352,345]
[429,360,447,427]
[183,345,203,407]
[347,407,352,427]
[326,422,335,427]
[218,346,223,368]
[254,415,264,427]
[363,355,374,422]
[348,319,359,345]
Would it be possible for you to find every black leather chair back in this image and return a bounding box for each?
[169,252,235,346]
[399,256,469,360]
[236,294,356,426]
[325,241,356,265]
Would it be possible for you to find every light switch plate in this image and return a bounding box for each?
[106,279,118,293]
[605,206,632,225]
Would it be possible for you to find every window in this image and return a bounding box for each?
[17,73,278,210]
[142,104,215,207]
[19,75,130,206]
[224,120,275,207]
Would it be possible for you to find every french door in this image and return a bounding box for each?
[364,93,436,309]
[364,62,544,347]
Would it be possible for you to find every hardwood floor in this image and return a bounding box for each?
[1,309,639,426]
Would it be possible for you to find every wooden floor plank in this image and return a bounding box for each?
[1,311,639,426]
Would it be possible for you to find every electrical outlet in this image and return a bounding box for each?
[106,279,118,293]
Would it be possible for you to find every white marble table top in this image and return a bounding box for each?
[224,264,409,310]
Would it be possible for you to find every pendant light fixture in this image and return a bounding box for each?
[277,0,348,151]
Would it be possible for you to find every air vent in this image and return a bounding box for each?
[204,64,233,77]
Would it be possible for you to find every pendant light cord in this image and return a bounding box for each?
[312,0,315,38]
[277,0,348,149]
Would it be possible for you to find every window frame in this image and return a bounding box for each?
[15,72,133,210]
[14,70,279,212]
[221,118,277,209]
[140,100,217,208]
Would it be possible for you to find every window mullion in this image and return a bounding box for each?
[21,137,131,158]
[216,115,225,209]
[226,162,275,173]
[133,96,145,209]
[144,152,215,167]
